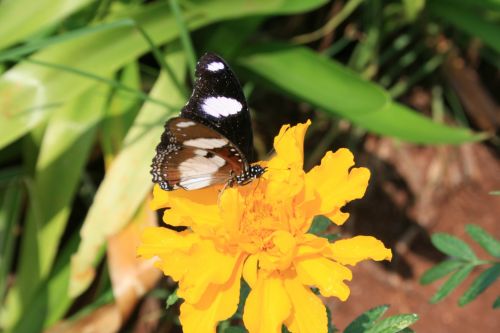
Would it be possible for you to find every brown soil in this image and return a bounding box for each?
[326,137,500,332]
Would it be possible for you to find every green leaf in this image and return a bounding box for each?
[430,264,475,303]
[239,43,482,144]
[0,0,328,149]
[0,180,23,301]
[465,224,500,258]
[431,233,477,261]
[365,314,419,333]
[308,215,332,236]
[344,305,389,333]
[166,289,179,310]
[459,263,500,306]
[69,51,186,297]
[420,259,465,285]
[223,327,247,333]
[428,0,500,53]
[493,296,500,309]
[2,83,107,331]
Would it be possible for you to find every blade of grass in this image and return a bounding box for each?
[428,0,500,53]
[292,0,364,44]
[168,0,197,79]
[0,180,23,302]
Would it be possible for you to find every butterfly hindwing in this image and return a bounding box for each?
[151,117,247,190]
[180,53,254,160]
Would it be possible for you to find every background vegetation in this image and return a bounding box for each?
[0,0,498,332]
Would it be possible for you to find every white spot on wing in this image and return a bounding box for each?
[207,61,225,71]
[184,138,228,149]
[193,149,207,156]
[201,96,242,118]
[176,121,196,128]
[178,155,227,190]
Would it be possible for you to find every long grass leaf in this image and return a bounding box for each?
[239,43,483,144]
[69,52,186,297]
[1,83,108,331]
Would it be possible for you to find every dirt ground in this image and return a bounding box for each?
[327,137,500,332]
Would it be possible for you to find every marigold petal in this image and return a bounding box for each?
[295,256,352,301]
[322,209,350,225]
[179,257,244,333]
[259,230,297,271]
[243,272,291,333]
[177,240,240,304]
[296,234,330,258]
[283,275,328,333]
[137,227,196,257]
[271,120,311,168]
[329,236,392,266]
[305,149,370,224]
[137,227,198,281]
[243,254,259,288]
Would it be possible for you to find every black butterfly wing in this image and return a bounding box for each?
[151,117,248,190]
[180,53,254,161]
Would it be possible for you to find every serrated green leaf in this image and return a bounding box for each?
[465,224,500,258]
[431,233,477,261]
[459,264,500,306]
[166,289,179,310]
[420,259,465,285]
[344,305,389,333]
[365,314,419,333]
[493,296,500,309]
[239,43,481,144]
[430,264,475,303]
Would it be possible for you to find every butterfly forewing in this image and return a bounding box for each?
[180,53,254,160]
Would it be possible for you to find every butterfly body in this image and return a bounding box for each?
[151,53,265,191]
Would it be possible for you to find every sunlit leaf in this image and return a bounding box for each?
[0,0,327,149]
[365,314,419,333]
[0,0,95,49]
[1,83,107,331]
[344,305,389,333]
[69,52,185,297]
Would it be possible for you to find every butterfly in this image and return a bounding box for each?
[151,52,266,191]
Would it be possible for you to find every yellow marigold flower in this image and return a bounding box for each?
[138,120,392,333]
